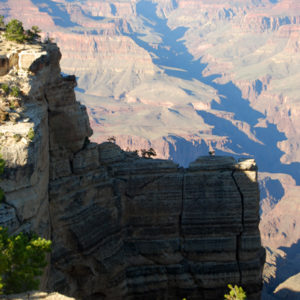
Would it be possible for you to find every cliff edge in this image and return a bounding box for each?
[0,38,265,299]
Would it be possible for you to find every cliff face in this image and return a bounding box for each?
[0,42,264,299]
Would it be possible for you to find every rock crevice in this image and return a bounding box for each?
[231,169,245,286]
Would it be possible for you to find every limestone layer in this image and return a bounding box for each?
[0,42,265,299]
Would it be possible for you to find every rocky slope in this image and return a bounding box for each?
[0,39,264,299]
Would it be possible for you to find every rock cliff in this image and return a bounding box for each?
[0,39,264,299]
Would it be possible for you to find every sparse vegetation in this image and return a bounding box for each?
[141,147,157,158]
[0,227,51,294]
[25,26,41,43]
[27,127,35,141]
[9,86,20,97]
[0,84,22,101]
[1,17,41,43]
[31,26,41,38]
[0,84,9,95]
[10,100,20,109]
[224,284,247,300]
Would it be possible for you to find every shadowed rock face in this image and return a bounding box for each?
[0,42,265,298]
[49,145,265,300]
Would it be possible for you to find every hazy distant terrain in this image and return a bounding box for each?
[1,0,300,298]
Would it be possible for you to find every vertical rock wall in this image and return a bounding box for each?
[0,42,265,299]
[48,142,264,299]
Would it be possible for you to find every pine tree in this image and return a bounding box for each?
[0,228,51,294]
[4,19,26,43]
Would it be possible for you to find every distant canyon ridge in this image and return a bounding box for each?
[0,0,300,298]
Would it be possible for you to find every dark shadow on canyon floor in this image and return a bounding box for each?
[264,240,300,299]
[32,0,79,27]
[259,177,285,215]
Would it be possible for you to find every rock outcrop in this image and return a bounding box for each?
[0,39,265,299]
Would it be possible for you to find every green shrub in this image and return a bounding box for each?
[9,86,20,97]
[31,26,41,39]
[224,284,247,300]
[1,84,9,95]
[0,227,51,294]
[24,26,41,43]
[27,128,35,141]
[31,26,41,35]
[24,29,34,42]
[4,19,26,43]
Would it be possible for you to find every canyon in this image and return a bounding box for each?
[0,39,264,299]
[0,0,300,298]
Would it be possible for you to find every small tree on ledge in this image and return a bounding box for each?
[4,19,26,43]
[2,18,42,43]
[141,147,157,159]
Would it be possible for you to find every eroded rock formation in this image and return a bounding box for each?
[0,40,264,299]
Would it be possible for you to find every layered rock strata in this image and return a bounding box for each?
[49,148,265,300]
[0,41,265,299]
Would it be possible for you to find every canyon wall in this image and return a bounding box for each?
[0,41,265,299]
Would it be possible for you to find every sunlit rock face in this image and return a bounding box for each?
[0,34,92,288]
[1,0,300,297]
[0,41,264,299]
